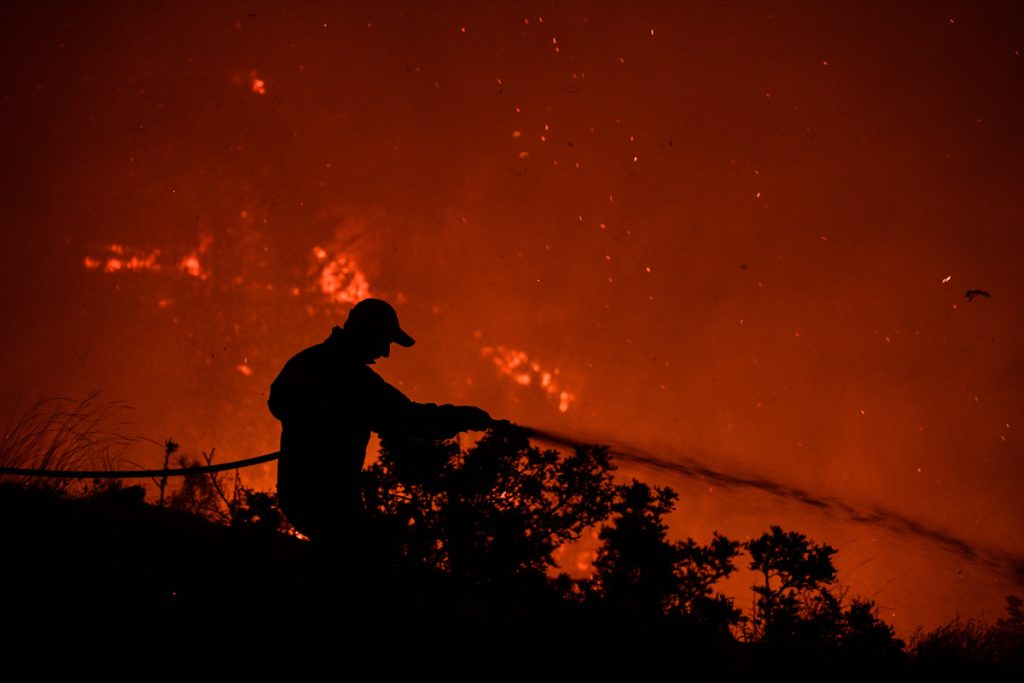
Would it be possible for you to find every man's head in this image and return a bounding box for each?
[342,298,415,364]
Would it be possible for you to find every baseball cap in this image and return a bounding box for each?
[344,298,415,347]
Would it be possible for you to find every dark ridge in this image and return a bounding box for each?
[0,483,733,680]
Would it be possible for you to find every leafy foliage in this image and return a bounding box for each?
[746,525,839,643]
[910,595,1024,674]
[161,446,286,532]
[590,479,741,631]
[0,392,136,494]
[364,425,616,583]
[743,524,905,670]
[3,408,932,672]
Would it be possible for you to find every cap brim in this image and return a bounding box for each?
[393,328,415,347]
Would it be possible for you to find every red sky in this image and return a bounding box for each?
[1,1,1022,635]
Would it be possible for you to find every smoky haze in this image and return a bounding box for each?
[1,1,1022,636]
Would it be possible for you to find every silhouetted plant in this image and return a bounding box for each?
[0,392,135,494]
[159,446,286,532]
[910,596,1024,674]
[674,533,744,632]
[742,524,905,674]
[82,476,147,506]
[230,485,285,533]
[993,595,1024,667]
[167,452,229,521]
[910,616,996,670]
[154,438,178,507]
[591,479,741,631]
[365,425,616,583]
[745,525,839,644]
[839,597,905,665]
[592,480,682,616]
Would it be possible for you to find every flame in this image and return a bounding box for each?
[83,244,163,274]
[480,345,576,413]
[180,254,203,278]
[311,246,371,305]
[180,232,213,279]
[84,236,211,280]
[250,70,267,95]
[85,235,211,281]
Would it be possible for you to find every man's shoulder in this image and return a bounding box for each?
[285,341,330,366]
[278,343,381,380]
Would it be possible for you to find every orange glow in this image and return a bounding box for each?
[180,254,203,278]
[481,345,576,413]
[84,238,209,279]
[250,70,266,95]
[311,246,371,305]
[12,3,1021,639]
[84,243,164,273]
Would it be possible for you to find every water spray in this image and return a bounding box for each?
[520,424,1024,586]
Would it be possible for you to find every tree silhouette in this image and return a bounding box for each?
[746,525,839,644]
[840,597,904,666]
[0,418,937,677]
[674,533,744,633]
[590,480,741,632]
[745,525,904,673]
[364,425,617,585]
[592,480,682,617]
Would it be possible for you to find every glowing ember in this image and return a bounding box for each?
[481,345,576,413]
[180,254,203,278]
[83,244,162,273]
[311,246,371,305]
[83,236,211,280]
[250,70,267,95]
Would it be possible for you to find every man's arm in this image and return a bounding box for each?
[364,370,492,440]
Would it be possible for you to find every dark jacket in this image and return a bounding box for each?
[268,326,471,539]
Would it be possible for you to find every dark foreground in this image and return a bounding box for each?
[1,483,1020,681]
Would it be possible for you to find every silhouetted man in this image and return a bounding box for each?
[268,298,492,547]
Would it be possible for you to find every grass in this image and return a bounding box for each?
[0,390,139,493]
